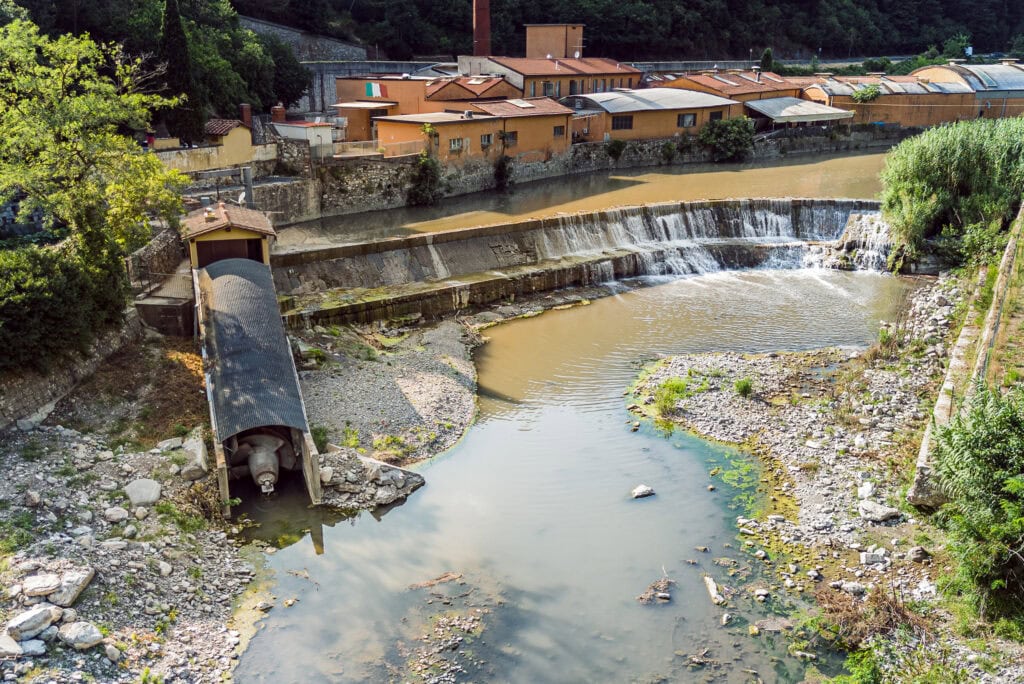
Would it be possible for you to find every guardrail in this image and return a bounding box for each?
[333,140,425,158]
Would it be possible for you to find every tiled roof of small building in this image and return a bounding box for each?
[181,202,275,239]
[204,119,246,137]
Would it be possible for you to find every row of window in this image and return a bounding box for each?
[609,111,723,131]
[529,77,635,98]
[447,127,564,152]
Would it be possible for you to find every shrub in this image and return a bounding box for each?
[734,377,753,398]
[310,424,329,453]
[851,84,882,103]
[880,118,1024,268]
[659,141,677,164]
[493,154,513,192]
[653,375,709,415]
[406,151,443,206]
[0,239,127,372]
[697,118,754,162]
[934,383,1024,619]
[605,139,627,162]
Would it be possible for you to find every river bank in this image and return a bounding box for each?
[628,273,1024,681]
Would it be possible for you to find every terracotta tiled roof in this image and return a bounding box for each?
[181,202,275,239]
[204,119,246,137]
[673,72,795,96]
[471,97,573,117]
[489,56,640,77]
[425,76,513,98]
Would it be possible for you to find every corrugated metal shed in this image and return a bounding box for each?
[199,258,308,443]
[744,97,853,122]
[957,64,1024,92]
[560,88,738,113]
[808,77,973,97]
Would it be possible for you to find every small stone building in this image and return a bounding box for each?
[181,202,276,269]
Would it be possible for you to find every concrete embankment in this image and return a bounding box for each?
[272,198,883,327]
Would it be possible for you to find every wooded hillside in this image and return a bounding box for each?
[232,0,1024,61]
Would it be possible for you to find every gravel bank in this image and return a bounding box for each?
[630,274,1024,680]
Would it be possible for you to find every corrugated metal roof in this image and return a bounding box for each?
[744,97,853,122]
[200,259,308,443]
[807,77,972,96]
[958,64,1024,91]
[560,88,738,113]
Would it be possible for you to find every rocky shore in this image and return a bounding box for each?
[630,274,1024,681]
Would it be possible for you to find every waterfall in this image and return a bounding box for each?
[275,199,890,294]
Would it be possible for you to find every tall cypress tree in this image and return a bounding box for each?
[158,0,203,143]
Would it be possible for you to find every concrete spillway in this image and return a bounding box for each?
[272,198,888,326]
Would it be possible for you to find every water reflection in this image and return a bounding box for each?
[235,269,912,683]
[274,152,886,251]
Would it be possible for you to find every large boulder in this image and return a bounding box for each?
[858,500,901,523]
[178,430,209,482]
[58,622,103,650]
[125,479,161,507]
[48,568,95,607]
[7,604,61,641]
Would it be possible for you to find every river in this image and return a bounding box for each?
[274,152,886,251]
[234,153,904,682]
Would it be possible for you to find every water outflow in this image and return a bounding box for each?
[271,198,889,294]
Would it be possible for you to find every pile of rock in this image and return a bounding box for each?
[320,448,425,509]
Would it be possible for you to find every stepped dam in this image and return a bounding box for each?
[271,198,893,326]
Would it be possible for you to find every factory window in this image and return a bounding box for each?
[449,137,463,152]
[677,113,696,127]
[611,115,634,130]
[553,125,566,138]
[709,110,724,121]
[543,81,554,97]
[480,133,493,148]
[502,130,518,146]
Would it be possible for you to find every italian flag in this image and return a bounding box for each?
[365,82,389,97]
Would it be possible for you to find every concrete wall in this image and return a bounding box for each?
[0,311,144,430]
[157,143,277,174]
[238,16,366,62]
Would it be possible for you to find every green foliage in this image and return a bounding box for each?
[660,141,677,164]
[734,377,754,398]
[0,0,27,24]
[698,118,755,162]
[653,375,709,415]
[153,500,207,533]
[605,139,627,162]
[341,424,360,448]
[862,57,893,73]
[759,47,774,72]
[943,32,972,58]
[158,0,203,141]
[851,84,882,103]
[310,425,329,453]
[880,118,1024,268]
[406,151,443,206]
[934,383,1024,620]
[830,649,882,684]
[259,34,312,108]
[493,155,513,192]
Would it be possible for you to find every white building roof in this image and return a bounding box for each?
[744,97,853,123]
[559,87,738,114]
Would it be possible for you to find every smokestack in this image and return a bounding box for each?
[239,103,252,128]
[473,0,491,56]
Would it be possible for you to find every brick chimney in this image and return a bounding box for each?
[473,0,491,56]
[239,103,252,128]
[271,103,286,123]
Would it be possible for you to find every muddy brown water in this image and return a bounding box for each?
[274,152,886,251]
[234,270,912,683]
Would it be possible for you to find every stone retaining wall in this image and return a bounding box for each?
[255,128,913,228]
[126,227,185,289]
[0,311,144,430]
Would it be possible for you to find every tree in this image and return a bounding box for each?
[697,118,755,162]
[0,19,187,249]
[759,47,774,71]
[260,35,312,109]
[0,0,28,25]
[159,0,204,142]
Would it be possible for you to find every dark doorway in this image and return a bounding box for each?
[196,238,264,268]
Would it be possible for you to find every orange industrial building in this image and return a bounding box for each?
[458,55,641,99]
[374,97,573,164]
[560,88,741,142]
[911,60,1024,119]
[663,70,801,102]
[800,75,976,127]
[524,24,585,59]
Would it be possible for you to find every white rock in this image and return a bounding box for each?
[860,552,886,565]
[157,437,183,451]
[103,507,130,523]
[105,643,122,662]
[58,621,103,650]
[0,634,21,658]
[22,573,60,597]
[319,467,334,485]
[158,561,173,577]
[7,604,61,640]
[840,582,866,596]
[857,482,875,499]
[124,479,161,507]
[48,568,94,608]
[858,500,900,523]
[631,484,655,499]
[22,490,41,508]
[179,432,209,481]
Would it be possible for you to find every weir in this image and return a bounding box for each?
[273,198,889,326]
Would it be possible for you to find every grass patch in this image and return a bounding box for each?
[310,425,329,453]
[653,375,710,415]
[734,377,753,398]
